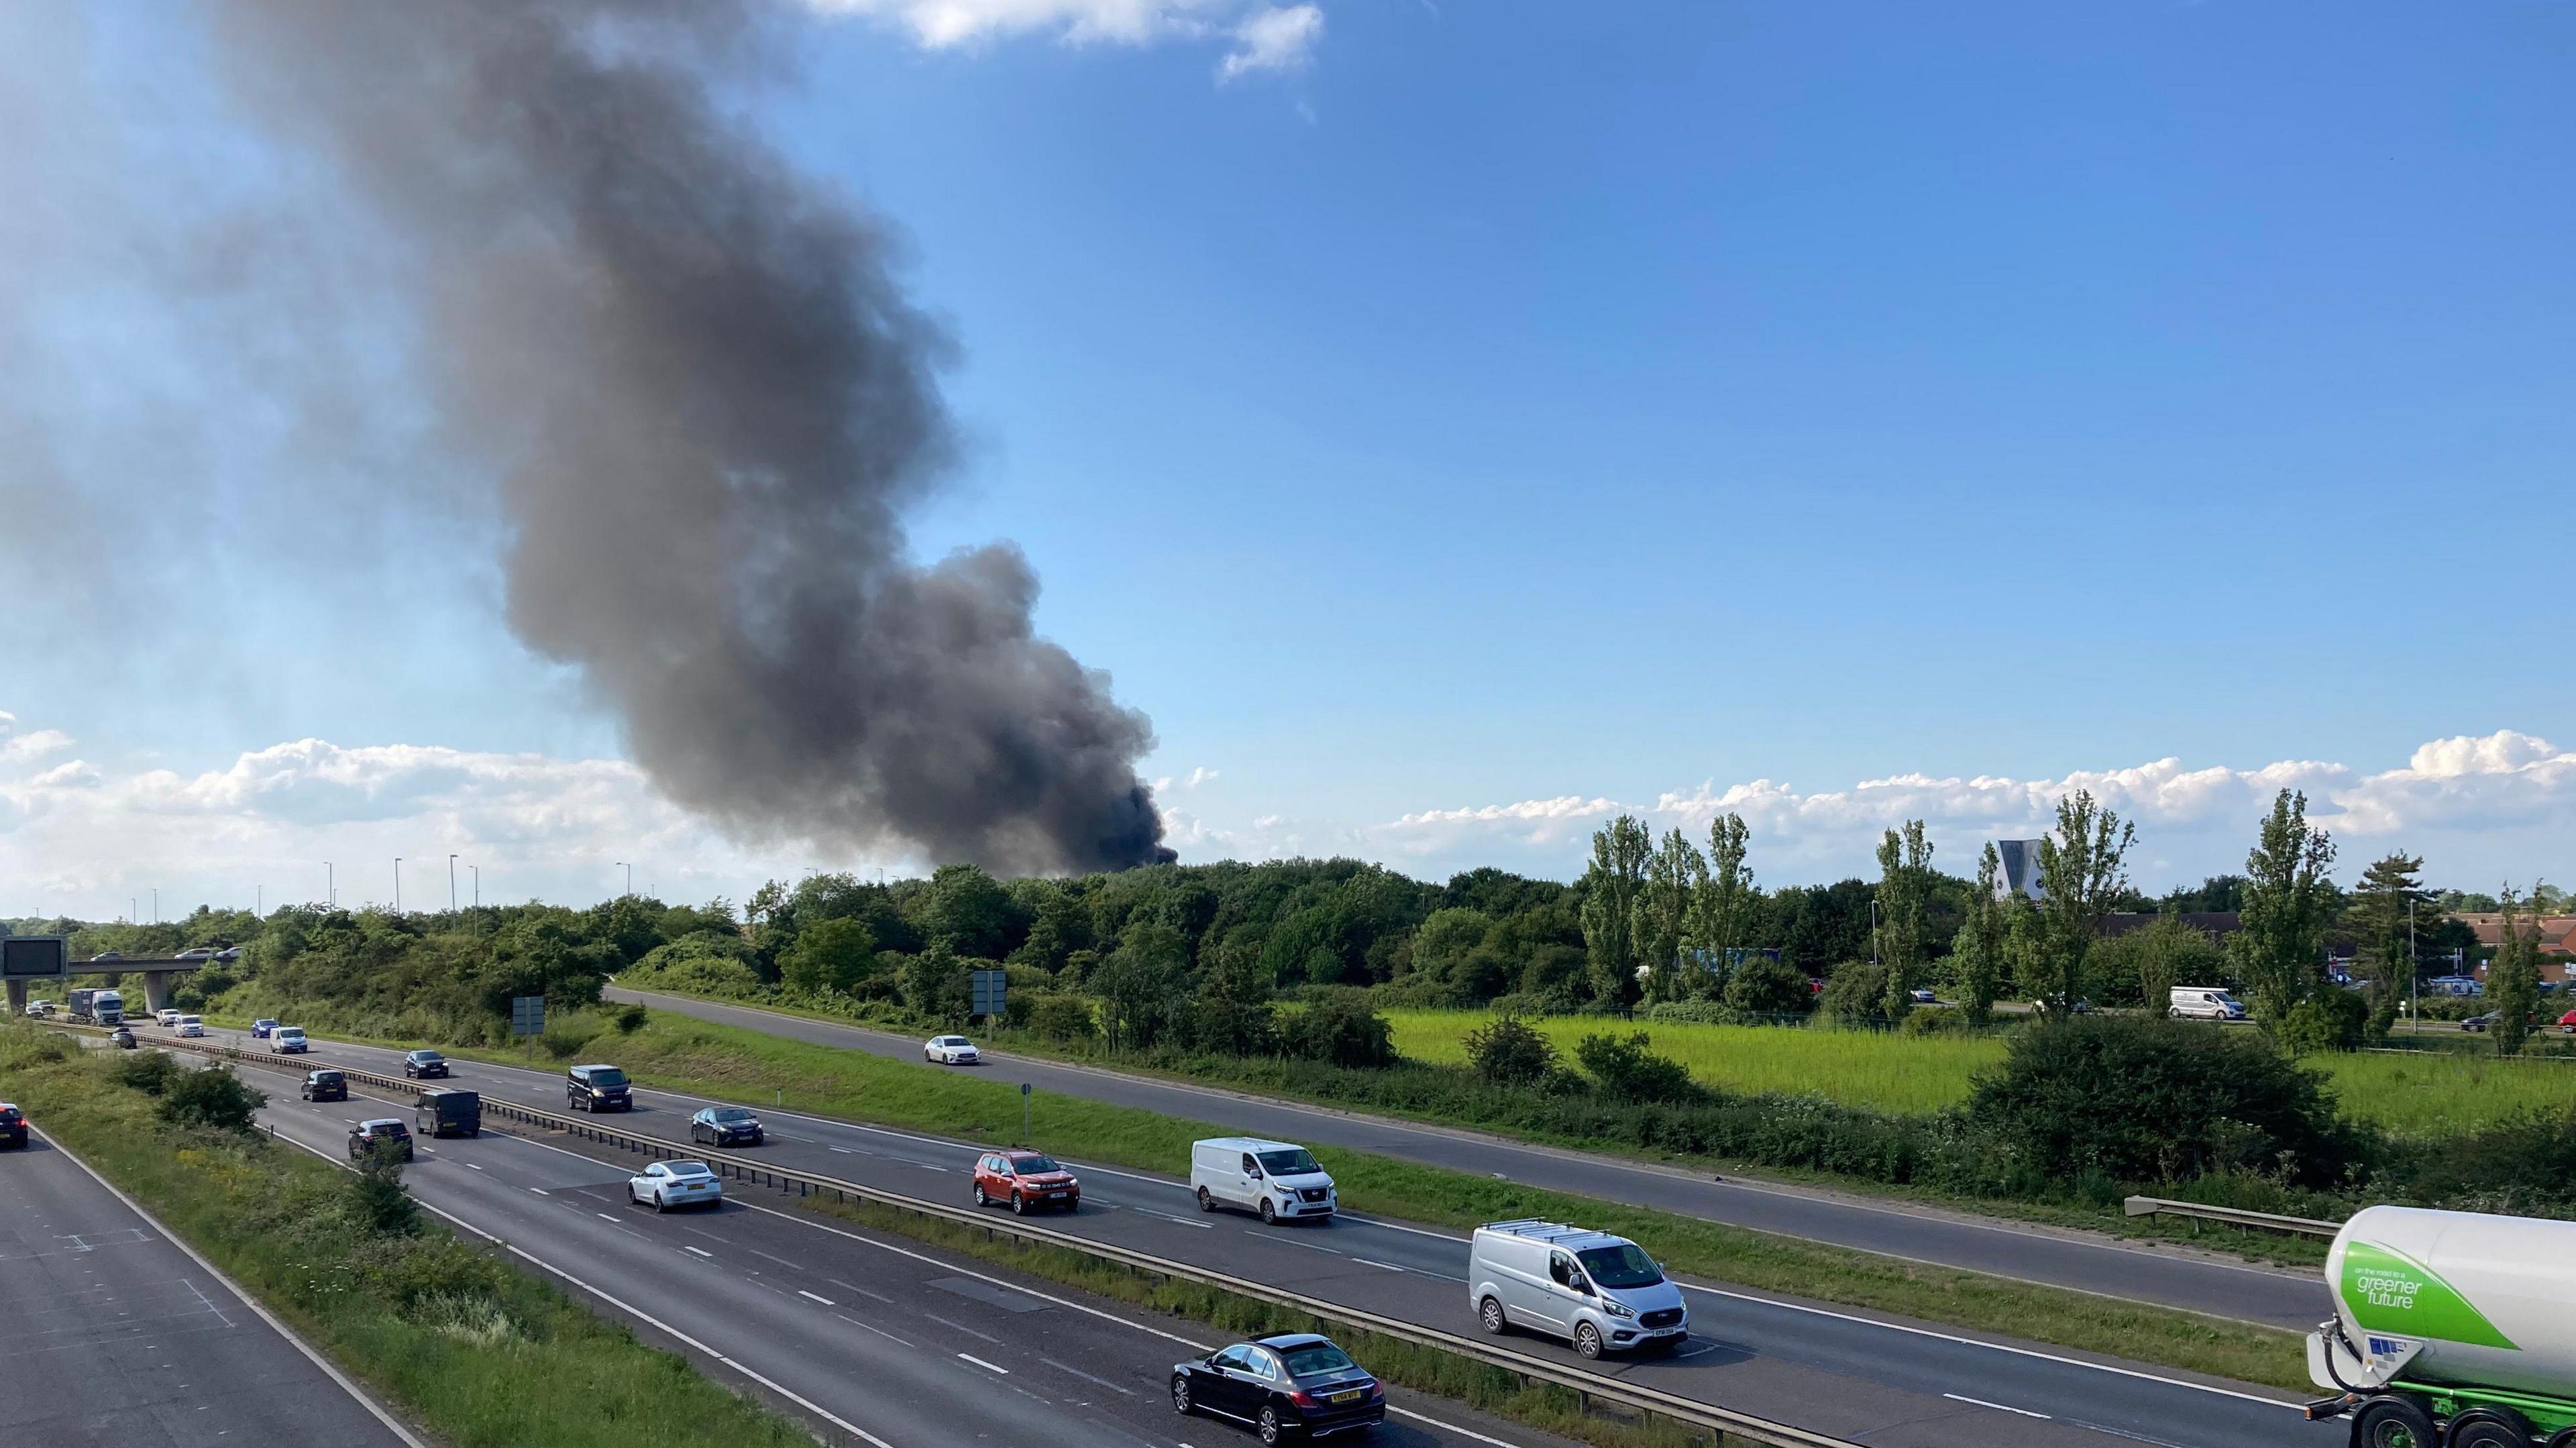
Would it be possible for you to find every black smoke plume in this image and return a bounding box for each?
[211,0,1171,874]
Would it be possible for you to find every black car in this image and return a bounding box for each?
[689,1105,764,1148]
[402,1050,450,1080]
[0,1103,27,1150]
[567,1064,633,1112]
[1173,1334,1384,1443]
[302,1070,349,1103]
[349,1119,413,1162]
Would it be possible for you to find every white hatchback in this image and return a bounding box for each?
[924,1035,981,1065]
[629,1160,723,1212]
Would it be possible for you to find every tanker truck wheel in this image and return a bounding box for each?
[2351,1396,2435,1448]
[2445,1408,2534,1448]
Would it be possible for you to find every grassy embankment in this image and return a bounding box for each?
[0,1024,814,1448]
[1385,1009,2576,1135]
[278,1007,2309,1394]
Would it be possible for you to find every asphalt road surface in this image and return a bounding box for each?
[0,1121,415,1447]
[182,1017,2338,1448]
[238,1057,1580,1448]
[605,985,2323,1329]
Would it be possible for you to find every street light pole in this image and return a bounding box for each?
[394,858,402,913]
[616,861,632,898]
[472,865,480,909]
[325,862,334,909]
[449,854,458,914]
[2408,899,2419,1038]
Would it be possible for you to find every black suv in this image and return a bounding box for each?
[348,1119,413,1162]
[1173,1334,1384,1441]
[301,1070,348,1103]
[567,1064,632,1112]
[402,1050,449,1079]
[0,1103,27,1150]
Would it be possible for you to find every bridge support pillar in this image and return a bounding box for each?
[142,970,176,1014]
[3,981,23,1015]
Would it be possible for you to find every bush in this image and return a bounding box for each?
[1485,991,1559,1019]
[2277,989,2369,1055]
[1573,1032,1698,1103]
[350,1142,424,1235]
[1899,1007,1968,1036]
[117,1050,182,1095]
[1819,960,1890,1024]
[1277,989,1396,1068]
[610,1002,649,1034]
[1964,1015,2359,1187]
[1026,993,1098,1044]
[2381,1107,2576,1215]
[157,1066,267,1135]
[1644,999,1740,1025]
[1463,1015,1558,1085]
[1723,957,1815,1016]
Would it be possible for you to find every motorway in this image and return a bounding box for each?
[607,986,2323,1329]
[0,1119,415,1447]
[182,1016,2337,1448]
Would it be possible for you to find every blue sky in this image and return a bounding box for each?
[4,1,2573,915]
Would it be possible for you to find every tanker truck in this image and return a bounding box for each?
[2308,1205,2576,1448]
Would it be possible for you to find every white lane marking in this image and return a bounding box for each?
[1387,1405,1529,1448]
[925,1313,1002,1344]
[1039,1357,1136,1396]
[910,1163,949,1173]
[798,1289,836,1306]
[1265,1234,1345,1256]
[957,1353,1010,1376]
[1119,1206,1214,1229]
[837,1313,913,1347]
[683,1245,714,1259]
[748,1247,803,1269]
[465,1163,483,1172]
[829,1147,863,1155]
[596,1214,619,1223]
[1351,1258,1406,1272]
[1946,1392,2051,1420]
[527,1188,549,1196]
[830,1278,896,1304]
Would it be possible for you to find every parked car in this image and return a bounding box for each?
[174,1015,205,1038]
[0,1103,27,1150]
[688,1106,765,1148]
[301,1069,348,1103]
[250,1019,279,1039]
[403,1050,450,1079]
[2169,986,2248,1021]
[348,1118,413,1163]
[270,1027,309,1054]
[415,1090,482,1139]
[1469,1219,1688,1359]
[1171,1334,1385,1442]
[2461,1012,2540,1034]
[1193,1137,1336,1224]
[923,1034,981,1065]
[628,1160,722,1211]
[973,1150,1080,1214]
[155,1008,183,1027]
[567,1064,632,1112]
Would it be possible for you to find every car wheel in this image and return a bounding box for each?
[1011,1192,1027,1216]
[653,1192,667,1213]
[1259,1196,1277,1225]
[1574,1322,1603,1359]
[1479,1296,1507,1335]
[1197,1186,1216,1213]
[1171,1376,1193,1416]
[1258,1404,1286,1446]
[973,1183,990,1207]
[2354,1398,2437,1448]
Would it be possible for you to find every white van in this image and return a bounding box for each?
[2168,986,2247,1021]
[174,1015,205,1038]
[1469,1220,1687,1359]
[1190,1137,1336,1224]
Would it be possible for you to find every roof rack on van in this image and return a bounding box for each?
[1479,1219,1594,1243]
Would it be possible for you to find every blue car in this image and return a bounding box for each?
[251,1019,278,1039]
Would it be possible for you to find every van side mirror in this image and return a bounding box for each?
[1570,1274,1593,1294]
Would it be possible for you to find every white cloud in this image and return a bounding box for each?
[0,726,72,763]
[801,0,1325,78]
[1220,5,1324,78]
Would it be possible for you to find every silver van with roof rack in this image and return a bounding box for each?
[1469,1219,1688,1359]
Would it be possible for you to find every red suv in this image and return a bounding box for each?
[971,1150,1080,1215]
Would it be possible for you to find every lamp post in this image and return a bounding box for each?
[472,865,480,909]
[394,858,402,913]
[616,861,632,898]
[2408,899,2418,1038]
[325,862,334,909]
[449,854,458,914]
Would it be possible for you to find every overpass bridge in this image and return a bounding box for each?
[3,940,225,1015]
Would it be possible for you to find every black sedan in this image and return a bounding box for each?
[402,1050,451,1079]
[1173,1334,1383,1443]
[689,1105,765,1148]
[0,1103,27,1150]
[302,1070,349,1103]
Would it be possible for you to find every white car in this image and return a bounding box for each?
[156,1009,183,1027]
[175,1015,205,1038]
[174,947,219,961]
[23,1001,50,1017]
[270,1027,309,1054]
[629,1160,723,1212]
[924,1034,981,1065]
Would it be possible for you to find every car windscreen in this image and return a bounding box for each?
[585,1068,628,1087]
[1279,1342,1357,1378]
[1008,1154,1061,1174]
[711,1108,755,1123]
[413,1052,443,1061]
[1576,1243,1664,1290]
[1256,1148,1321,1176]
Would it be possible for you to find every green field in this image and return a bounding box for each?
[1382,1009,2576,1134]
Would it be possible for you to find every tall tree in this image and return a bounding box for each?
[1631,828,1706,1003]
[2489,884,2543,1057]
[2033,790,2136,1013]
[2232,789,2339,1029]
[1949,842,2006,1025]
[2347,852,2430,1044]
[1578,816,1654,1009]
[1876,820,1934,1020]
[1686,813,1755,999]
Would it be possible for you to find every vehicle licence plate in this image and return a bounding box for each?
[1331,1390,1364,1404]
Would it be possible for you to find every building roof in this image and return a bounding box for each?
[2455,913,2576,952]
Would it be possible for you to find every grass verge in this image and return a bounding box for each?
[0,1024,814,1448]
[274,1008,2309,1393]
